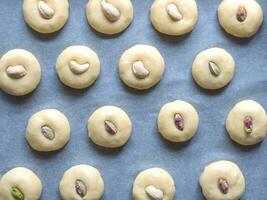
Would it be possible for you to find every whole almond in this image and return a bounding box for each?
[6,65,27,79]
[101,0,120,22]
[145,185,164,200]
[38,1,55,19]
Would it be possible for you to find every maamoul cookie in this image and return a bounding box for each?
[218,0,263,38]
[59,165,104,200]
[56,46,101,89]
[23,0,69,33]
[192,47,235,90]
[157,100,199,142]
[119,44,165,90]
[0,167,42,200]
[133,168,176,200]
[226,100,267,145]
[150,0,198,36]
[86,0,134,35]
[26,109,71,152]
[199,160,245,200]
[88,106,132,148]
[0,49,41,96]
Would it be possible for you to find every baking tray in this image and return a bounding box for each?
[0,0,267,199]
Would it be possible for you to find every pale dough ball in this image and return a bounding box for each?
[150,0,198,36]
[23,0,69,33]
[59,165,104,200]
[56,46,101,89]
[0,167,42,200]
[218,0,263,38]
[26,109,71,152]
[86,0,134,35]
[157,100,199,142]
[133,168,176,200]
[192,47,235,90]
[226,100,267,145]
[88,106,132,148]
[199,160,245,200]
[119,44,165,90]
[0,49,41,96]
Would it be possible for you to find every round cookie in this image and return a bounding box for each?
[56,46,101,89]
[157,100,199,142]
[119,44,165,90]
[150,0,198,36]
[23,0,69,33]
[133,168,176,200]
[59,164,104,200]
[26,109,71,152]
[218,0,263,38]
[0,49,41,96]
[86,0,134,35]
[199,160,245,200]
[226,100,267,145]
[88,106,132,148]
[0,167,42,200]
[192,47,235,90]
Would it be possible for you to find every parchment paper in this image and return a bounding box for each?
[0,0,267,199]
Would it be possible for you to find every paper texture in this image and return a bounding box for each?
[0,0,266,199]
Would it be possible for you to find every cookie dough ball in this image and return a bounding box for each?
[192,48,235,90]
[56,46,101,89]
[86,0,134,35]
[0,167,42,200]
[119,44,165,90]
[26,109,71,152]
[133,168,175,200]
[157,100,199,142]
[0,49,41,96]
[150,0,198,36]
[218,0,263,38]
[226,100,267,145]
[59,165,104,200]
[88,106,132,148]
[23,0,69,33]
[199,160,245,200]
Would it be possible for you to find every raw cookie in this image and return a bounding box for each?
[150,0,198,36]
[192,47,235,90]
[56,46,101,89]
[199,160,245,200]
[0,167,42,200]
[226,100,267,145]
[157,100,199,142]
[0,49,41,96]
[119,44,165,90]
[88,106,132,148]
[133,168,176,200]
[218,0,263,38]
[26,109,71,152]
[86,0,134,35]
[59,164,104,200]
[23,0,69,33]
